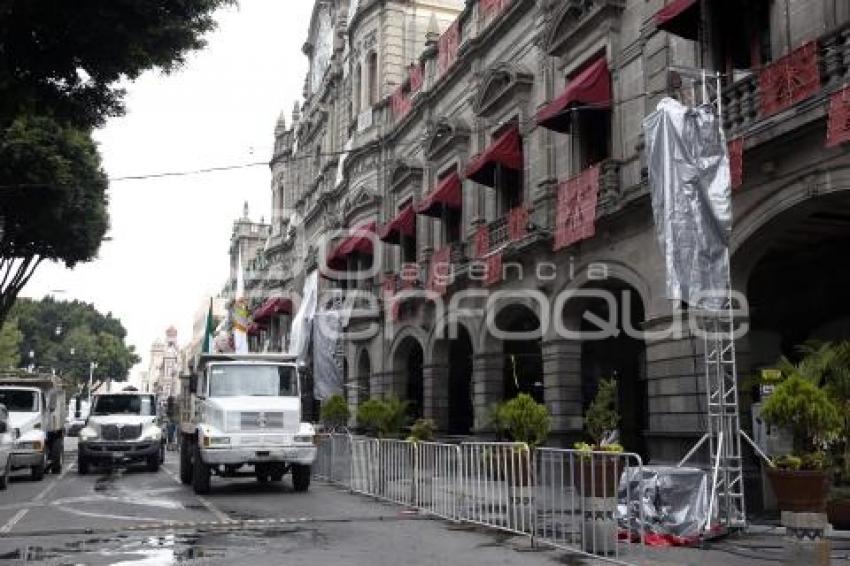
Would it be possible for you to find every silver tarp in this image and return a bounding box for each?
[618,466,715,544]
[312,308,345,401]
[643,98,732,309]
[287,270,317,365]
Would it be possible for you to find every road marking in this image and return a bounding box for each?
[0,460,72,534]
[0,509,28,534]
[162,467,231,523]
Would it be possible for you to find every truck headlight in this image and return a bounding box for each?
[16,440,43,451]
[141,427,162,442]
[79,427,98,441]
[294,435,313,444]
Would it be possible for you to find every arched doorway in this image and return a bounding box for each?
[394,336,424,419]
[566,280,648,457]
[742,193,850,364]
[495,304,544,403]
[447,325,474,434]
[356,348,371,407]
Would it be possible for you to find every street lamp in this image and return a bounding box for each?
[88,361,99,404]
[28,350,35,373]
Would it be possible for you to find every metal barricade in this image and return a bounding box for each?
[375,438,416,506]
[535,448,645,564]
[351,437,380,495]
[312,433,353,486]
[312,433,334,481]
[458,442,534,536]
[414,442,462,521]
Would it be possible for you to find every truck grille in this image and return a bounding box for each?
[239,412,285,430]
[100,424,142,441]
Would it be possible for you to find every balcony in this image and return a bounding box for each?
[722,21,850,138]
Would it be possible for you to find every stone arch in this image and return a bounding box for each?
[388,326,427,419]
[428,316,477,435]
[477,291,547,354]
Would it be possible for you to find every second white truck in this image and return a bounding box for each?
[179,354,316,494]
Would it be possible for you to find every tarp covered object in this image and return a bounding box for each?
[643,98,732,309]
[287,270,318,365]
[312,309,345,401]
[618,466,715,545]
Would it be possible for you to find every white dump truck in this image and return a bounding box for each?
[178,354,316,494]
[0,373,66,480]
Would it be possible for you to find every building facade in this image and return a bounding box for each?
[242,0,850,488]
[142,326,182,399]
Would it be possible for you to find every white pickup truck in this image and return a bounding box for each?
[178,354,316,494]
[0,373,66,480]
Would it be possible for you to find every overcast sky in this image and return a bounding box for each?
[22,1,313,380]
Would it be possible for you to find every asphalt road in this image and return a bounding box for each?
[0,440,571,565]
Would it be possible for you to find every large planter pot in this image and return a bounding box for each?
[573,457,623,499]
[766,467,830,512]
[827,499,850,529]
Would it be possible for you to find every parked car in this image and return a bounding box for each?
[0,405,12,489]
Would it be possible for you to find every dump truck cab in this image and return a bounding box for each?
[178,354,315,494]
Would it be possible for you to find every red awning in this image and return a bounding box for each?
[379,205,416,244]
[464,126,523,187]
[252,297,293,322]
[536,56,611,133]
[247,323,263,336]
[414,172,462,217]
[654,0,700,41]
[327,221,377,270]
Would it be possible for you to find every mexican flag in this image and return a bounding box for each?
[202,298,215,354]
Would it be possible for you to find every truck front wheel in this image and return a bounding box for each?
[191,443,211,494]
[179,435,191,484]
[31,451,46,481]
[291,464,310,492]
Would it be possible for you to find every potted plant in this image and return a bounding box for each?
[407,418,436,442]
[356,396,410,438]
[489,393,550,485]
[574,378,624,499]
[320,394,350,432]
[760,369,841,512]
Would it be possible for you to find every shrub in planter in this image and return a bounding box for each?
[356,396,410,438]
[407,418,436,442]
[574,378,623,498]
[761,372,841,512]
[488,394,550,485]
[320,394,350,431]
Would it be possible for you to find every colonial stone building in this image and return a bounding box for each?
[246,0,850,488]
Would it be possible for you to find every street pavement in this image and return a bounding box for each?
[0,440,846,564]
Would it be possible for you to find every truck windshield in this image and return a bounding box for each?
[0,390,38,412]
[92,395,155,416]
[208,365,297,397]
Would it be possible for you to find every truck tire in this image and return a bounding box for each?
[77,452,90,475]
[191,443,211,494]
[291,464,310,492]
[179,436,191,485]
[31,452,46,481]
[146,451,160,473]
[0,460,9,490]
[49,438,63,474]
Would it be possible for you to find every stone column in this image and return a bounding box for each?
[472,351,504,434]
[542,339,584,444]
[423,363,449,431]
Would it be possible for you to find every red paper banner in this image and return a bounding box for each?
[758,41,820,118]
[728,137,743,190]
[409,64,423,93]
[508,206,528,242]
[484,252,502,287]
[826,84,850,147]
[473,225,489,259]
[554,165,600,252]
[480,0,511,20]
[427,246,452,295]
[438,20,460,76]
[391,85,412,119]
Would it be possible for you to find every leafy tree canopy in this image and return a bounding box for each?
[0,318,22,369]
[10,297,140,389]
[0,0,234,129]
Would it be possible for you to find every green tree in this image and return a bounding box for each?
[0,0,233,324]
[0,318,22,369]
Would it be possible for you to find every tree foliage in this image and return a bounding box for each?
[585,378,620,446]
[0,0,232,324]
[357,397,409,438]
[0,318,22,369]
[320,394,350,430]
[10,297,140,389]
[493,394,551,447]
